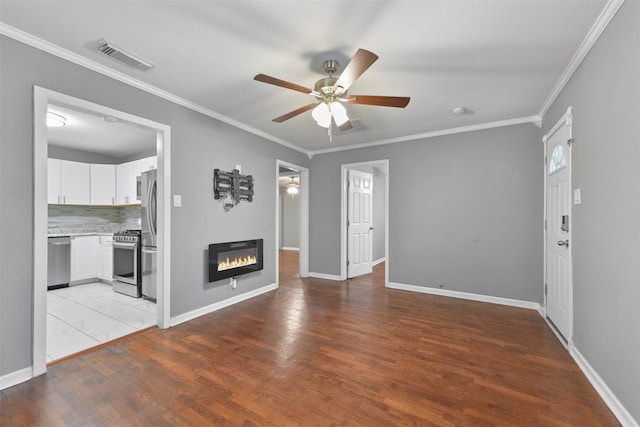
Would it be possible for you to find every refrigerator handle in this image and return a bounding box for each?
[147,177,157,238]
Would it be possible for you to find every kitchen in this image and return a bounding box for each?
[46,104,159,363]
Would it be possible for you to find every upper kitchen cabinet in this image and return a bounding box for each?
[90,164,116,205]
[48,159,91,205]
[47,158,62,204]
[116,156,156,205]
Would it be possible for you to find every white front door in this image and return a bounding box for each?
[347,169,373,278]
[545,112,573,340]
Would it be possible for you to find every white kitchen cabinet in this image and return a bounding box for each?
[116,156,156,205]
[97,235,114,282]
[116,161,137,205]
[71,235,99,282]
[48,159,91,205]
[90,164,116,205]
[48,158,62,204]
[61,160,91,205]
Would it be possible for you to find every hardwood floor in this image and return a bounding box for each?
[1,250,618,426]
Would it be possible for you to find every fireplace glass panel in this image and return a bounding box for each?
[208,239,263,282]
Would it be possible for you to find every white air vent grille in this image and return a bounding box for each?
[97,41,154,71]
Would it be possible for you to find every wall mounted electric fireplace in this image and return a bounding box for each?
[208,239,263,282]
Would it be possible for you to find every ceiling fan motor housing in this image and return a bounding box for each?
[314,77,339,96]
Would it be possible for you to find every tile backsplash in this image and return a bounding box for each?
[48,205,141,235]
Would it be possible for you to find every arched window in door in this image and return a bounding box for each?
[549,144,567,174]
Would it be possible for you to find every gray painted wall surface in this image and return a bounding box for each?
[310,124,542,302]
[280,190,300,248]
[542,2,640,421]
[49,146,121,164]
[0,36,308,376]
[372,167,386,261]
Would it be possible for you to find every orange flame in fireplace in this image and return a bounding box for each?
[218,255,257,272]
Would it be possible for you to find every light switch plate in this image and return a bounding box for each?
[574,188,581,205]
[173,195,182,207]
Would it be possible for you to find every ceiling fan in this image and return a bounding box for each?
[254,49,410,140]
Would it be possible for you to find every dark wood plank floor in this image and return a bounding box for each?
[1,250,618,426]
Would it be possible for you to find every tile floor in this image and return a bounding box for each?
[47,282,156,363]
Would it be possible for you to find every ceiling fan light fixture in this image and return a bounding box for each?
[312,102,331,128]
[330,102,349,126]
[286,177,299,195]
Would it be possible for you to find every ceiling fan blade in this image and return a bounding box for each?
[254,74,314,95]
[346,95,410,108]
[272,103,317,123]
[332,49,379,94]
[338,120,353,131]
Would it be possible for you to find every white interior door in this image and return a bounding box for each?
[347,169,373,278]
[545,115,573,340]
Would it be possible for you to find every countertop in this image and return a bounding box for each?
[48,229,140,237]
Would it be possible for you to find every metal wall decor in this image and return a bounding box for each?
[214,168,254,211]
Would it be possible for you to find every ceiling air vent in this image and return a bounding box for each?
[97,41,154,71]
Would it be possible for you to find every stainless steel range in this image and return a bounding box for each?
[112,230,142,298]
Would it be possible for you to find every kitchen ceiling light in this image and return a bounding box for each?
[47,112,67,127]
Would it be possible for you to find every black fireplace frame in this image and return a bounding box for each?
[208,239,263,282]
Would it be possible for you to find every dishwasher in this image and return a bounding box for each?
[47,236,71,290]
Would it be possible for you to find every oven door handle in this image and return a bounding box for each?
[113,242,138,249]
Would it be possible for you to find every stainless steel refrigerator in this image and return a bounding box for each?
[139,169,157,300]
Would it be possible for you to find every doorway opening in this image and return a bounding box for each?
[275,160,309,284]
[340,160,389,285]
[33,87,171,376]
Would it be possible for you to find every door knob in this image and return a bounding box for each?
[557,240,569,248]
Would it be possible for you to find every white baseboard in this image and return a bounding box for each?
[570,345,639,427]
[308,272,342,281]
[387,282,541,311]
[280,247,300,251]
[1,367,32,390]
[372,257,386,267]
[170,283,277,327]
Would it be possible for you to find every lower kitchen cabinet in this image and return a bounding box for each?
[97,235,114,282]
[70,235,99,282]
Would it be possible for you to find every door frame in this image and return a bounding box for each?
[33,87,172,376]
[340,160,389,285]
[542,105,574,345]
[275,160,309,283]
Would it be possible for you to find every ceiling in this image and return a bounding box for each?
[0,1,609,155]
[47,105,157,160]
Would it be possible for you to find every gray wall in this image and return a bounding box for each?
[542,1,640,421]
[49,145,121,164]
[0,35,308,376]
[310,123,542,302]
[372,167,386,262]
[280,190,300,249]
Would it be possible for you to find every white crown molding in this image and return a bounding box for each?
[537,0,625,118]
[0,23,307,155]
[310,116,540,156]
